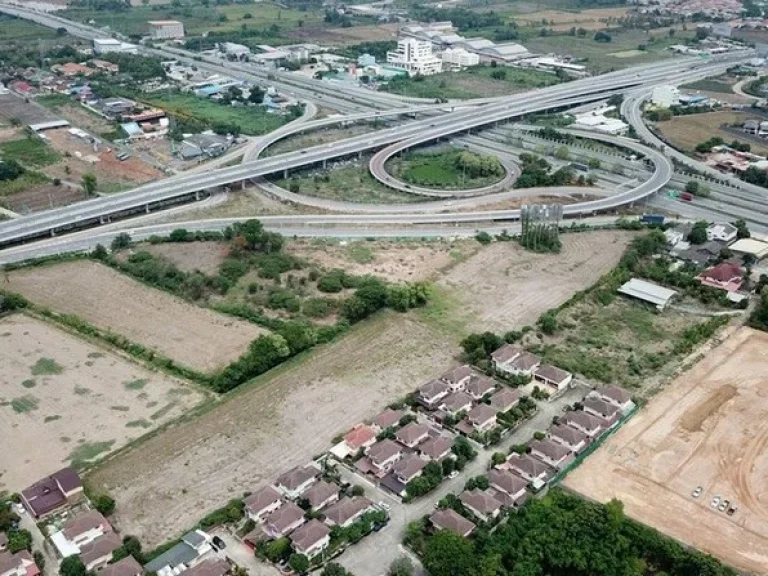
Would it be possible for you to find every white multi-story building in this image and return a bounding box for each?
[386,38,442,76]
[651,85,680,108]
[148,20,185,40]
[441,47,479,71]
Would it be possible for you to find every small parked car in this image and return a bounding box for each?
[710,496,721,508]
[449,471,459,479]
[718,500,729,512]
[212,536,226,550]
[377,501,391,511]
[727,504,738,516]
[692,486,703,498]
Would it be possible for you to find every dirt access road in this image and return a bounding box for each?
[8,260,266,374]
[0,314,206,492]
[565,327,768,574]
[87,312,458,547]
[438,230,634,333]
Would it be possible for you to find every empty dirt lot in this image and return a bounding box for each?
[0,314,206,492]
[87,312,457,546]
[8,261,267,374]
[565,327,768,574]
[438,230,635,333]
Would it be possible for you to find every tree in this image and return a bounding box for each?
[0,504,20,532]
[388,556,414,576]
[734,219,751,239]
[554,146,570,160]
[475,231,492,245]
[7,530,32,553]
[288,555,309,575]
[422,530,476,576]
[111,233,133,251]
[321,563,353,576]
[33,551,45,572]
[59,555,87,576]
[81,173,97,196]
[538,311,558,335]
[688,220,708,245]
[685,180,700,195]
[92,493,115,516]
[593,30,612,42]
[112,535,143,563]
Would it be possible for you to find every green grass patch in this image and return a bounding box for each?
[87,352,105,359]
[381,64,561,99]
[681,78,735,94]
[110,405,130,412]
[139,93,287,136]
[0,171,49,200]
[68,440,116,468]
[0,13,58,41]
[0,137,60,168]
[416,285,467,340]
[11,395,38,413]
[150,402,178,420]
[347,244,374,264]
[44,415,61,423]
[124,378,148,391]
[74,386,91,396]
[31,357,64,376]
[21,379,36,389]
[389,148,504,190]
[36,94,76,110]
[126,419,152,429]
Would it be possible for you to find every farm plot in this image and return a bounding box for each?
[653,110,768,156]
[565,327,768,575]
[0,314,206,492]
[86,311,458,546]
[436,230,634,333]
[7,261,266,374]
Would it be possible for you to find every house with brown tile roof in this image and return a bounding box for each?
[562,410,603,438]
[488,469,527,506]
[528,439,572,470]
[289,520,330,559]
[440,365,474,391]
[394,422,430,448]
[467,404,497,432]
[582,398,620,422]
[459,489,503,523]
[263,503,306,539]
[245,486,284,522]
[365,439,403,474]
[0,550,39,576]
[491,344,524,368]
[372,408,403,431]
[274,465,319,500]
[465,375,496,401]
[393,455,427,485]
[302,481,340,511]
[62,510,112,547]
[547,424,588,453]
[79,532,122,571]
[592,386,633,411]
[181,559,229,576]
[429,509,475,538]
[505,351,541,377]
[97,556,142,576]
[504,453,551,488]
[440,392,474,416]
[418,380,451,408]
[533,365,572,392]
[21,467,83,518]
[488,388,521,413]
[322,497,374,528]
[418,436,454,461]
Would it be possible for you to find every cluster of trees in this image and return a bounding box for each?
[742,165,768,188]
[646,104,721,121]
[404,461,445,500]
[98,53,166,81]
[694,136,725,154]
[411,7,503,32]
[455,151,504,178]
[0,158,25,182]
[684,180,710,198]
[416,491,737,576]
[329,508,388,547]
[338,41,396,61]
[593,30,612,42]
[513,153,574,189]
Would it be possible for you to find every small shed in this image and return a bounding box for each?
[617,278,677,310]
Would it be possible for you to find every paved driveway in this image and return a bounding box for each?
[19,509,59,576]
[338,384,589,575]
[210,529,280,576]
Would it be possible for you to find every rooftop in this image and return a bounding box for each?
[459,488,503,515]
[244,486,282,514]
[419,379,450,400]
[491,343,523,364]
[465,375,496,398]
[63,510,110,540]
[395,422,430,446]
[440,364,473,385]
[549,423,588,445]
[617,278,678,310]
[181,559,229,576]
[489,388,521,411]
[344,424,377,450]
[79,532,121,567]
[98,556,142,576]
[467,403,497,425]
[392,454,427,481]
[534,364,571,384]
[323,497,373,525]
[429,508,475,537]
[367,439,402,465]
[302,481,339,509]
[290,519,330,552]
[275,465,317,491]
[418,435,454,460]
[263,502,305,534]
[488,469,528,496]
[441,391,474,413]
[595,386,632,405]
[372,408,403,430]
[529,439,571,462]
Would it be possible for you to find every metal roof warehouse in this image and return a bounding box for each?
[617,278,678,310]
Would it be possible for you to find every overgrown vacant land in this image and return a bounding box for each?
[7,261,266,374]
[437,230,634,333]
[87,312,457,546]
[0,314,205,492]
[565,327,768,574]
[653,110,768,156]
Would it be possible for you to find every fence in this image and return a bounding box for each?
[549,403,641,487]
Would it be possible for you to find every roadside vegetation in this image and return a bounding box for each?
[388,148,505,190]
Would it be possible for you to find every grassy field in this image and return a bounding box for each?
[653,110,768,155]
[523,28,693,72]
[0,137,61,168]
[0,171,49,201]
[61,3,321,42]
[381,65,561,99]
[0,13,58,42]
[388,148,505,189]
[138,93,288,136]
[274,164,425,204]
[681,77,736,94]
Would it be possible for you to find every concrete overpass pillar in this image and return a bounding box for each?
[145,204,150,214]
[283,169,288,179]
[322,159,327,169]
[195,190,200,201]
[241,180,246,190]
[358,151,362,160]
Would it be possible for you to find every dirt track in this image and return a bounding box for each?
[87,312,457,546]
[8,261,266,374]
[565,327,768,574]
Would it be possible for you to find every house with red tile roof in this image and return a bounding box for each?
[0,550,39,576]
[698,261,743,292]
